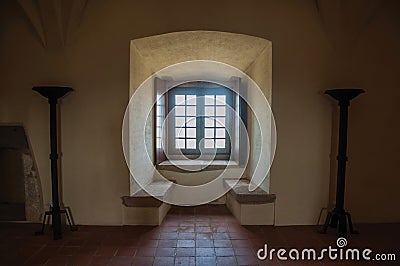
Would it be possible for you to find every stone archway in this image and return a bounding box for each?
[128,31,272,192]
[0,125,44,222]
[123,31,274,225]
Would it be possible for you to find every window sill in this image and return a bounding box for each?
[157,160,239,172]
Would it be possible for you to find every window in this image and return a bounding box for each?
[167,84,233,158]
[154,79,246,164]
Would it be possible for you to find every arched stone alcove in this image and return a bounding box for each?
[128,31,272,195]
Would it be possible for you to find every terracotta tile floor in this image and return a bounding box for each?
[0,205,399,265]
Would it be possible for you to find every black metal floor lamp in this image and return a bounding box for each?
[320,88,364,238]
[33,86,77,240]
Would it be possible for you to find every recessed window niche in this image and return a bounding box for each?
[128,31,272,193]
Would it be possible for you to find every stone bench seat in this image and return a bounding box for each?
[121,181,172,225]
[122,181,172,207]
[121,179,276,225]
[224,178,276,225]
[224,179,276,204]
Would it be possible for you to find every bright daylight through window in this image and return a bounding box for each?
[168,83,232,156]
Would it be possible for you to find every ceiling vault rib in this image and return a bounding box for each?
[17,0,47,47]
[17,0,88,49]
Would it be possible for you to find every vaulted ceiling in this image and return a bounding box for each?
[16,0,384,53]
[17,0,88,48]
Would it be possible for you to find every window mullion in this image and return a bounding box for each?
[197,88,205,152]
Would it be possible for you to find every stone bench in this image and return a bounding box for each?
[121,178,276,225]
[121,181,172,225]
[224,179,276,225]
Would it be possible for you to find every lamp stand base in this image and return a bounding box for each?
[35,208,78,237]
[319,207,358,238]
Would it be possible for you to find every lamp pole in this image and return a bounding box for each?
[320,88,364,238]
[33,86,73,240]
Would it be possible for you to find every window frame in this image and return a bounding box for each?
[167,86,234,158]
[154,77,247,166]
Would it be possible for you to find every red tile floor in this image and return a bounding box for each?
[0,205,399,265]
